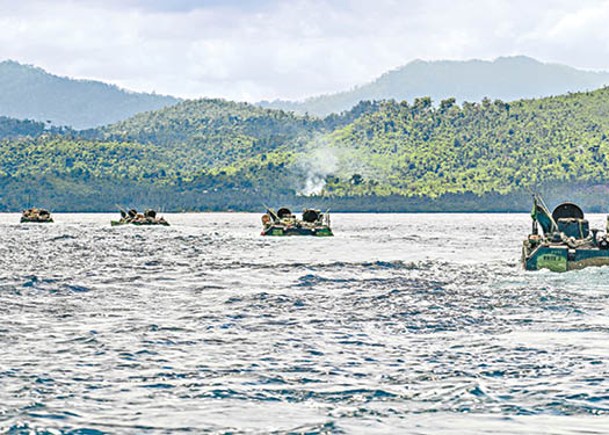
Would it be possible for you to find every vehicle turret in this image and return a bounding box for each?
[523,194,609,271]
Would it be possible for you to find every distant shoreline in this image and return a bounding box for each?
[0,209,532,214]
[3,185,607,214]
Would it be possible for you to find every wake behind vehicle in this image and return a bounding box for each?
[261,207,333,236]
[522,194,609,271]
[111,208,169,226]
[21,208,53,223]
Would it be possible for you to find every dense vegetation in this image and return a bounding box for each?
[213,87,609,209]
[0,99,386,210]
[261,56,609,116]
[85,98,325,168]
[0,116,45,139]
[4,88,609,211]
[317,90,609,197]
[0,60,179,129]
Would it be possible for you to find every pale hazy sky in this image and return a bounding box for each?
[1,0,608,101]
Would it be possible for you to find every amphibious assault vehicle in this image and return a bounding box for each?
[21,208,53,223]
[261,207,333,236]
[111,209,169,226]
[522,194,609,271]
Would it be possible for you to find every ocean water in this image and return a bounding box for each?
[0,212,608,434]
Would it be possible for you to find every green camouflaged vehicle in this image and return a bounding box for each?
[522,194,609,271]
[20,208,53,223]
[111,208,169,226]
[261,207,333,236]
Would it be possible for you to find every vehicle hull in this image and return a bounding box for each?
[522,243,609,272]
[20,218,53,223]
[111,220,169,226]
[261,225,333,236]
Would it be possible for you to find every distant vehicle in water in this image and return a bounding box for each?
[522,194,609,271]
[261,207,333,236]
[111,208,169,226]
[21,208,53,223]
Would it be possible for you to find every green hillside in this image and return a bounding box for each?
[3,89,609,211]
[88,98,325,168]
[214,88,609,210]
[315,90,609,197]
[0,98,334,211]
[0,116,45,139]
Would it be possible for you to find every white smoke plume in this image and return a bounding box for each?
[295,147,340,196]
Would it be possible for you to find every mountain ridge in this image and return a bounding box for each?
[0,60,181,129]
[3,87,609,211]
[259,56,609,116]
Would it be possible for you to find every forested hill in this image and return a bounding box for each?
[308,90,609,198]
[0,115,73,139]
[210,88,609,211]
[87,98,325,168]
[260,56,609,116]
[0,98,382,210]
[0,116,46,139]
[0,60,180,129]
[3,89,609,211]
[84,98,381,167]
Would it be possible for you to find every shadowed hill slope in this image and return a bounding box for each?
[0,60,180,129]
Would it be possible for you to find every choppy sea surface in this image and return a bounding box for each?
[1,212,609,434]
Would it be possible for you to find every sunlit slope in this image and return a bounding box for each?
[91,98,325,168]
[3,88,609,210]
[289,88,609,198]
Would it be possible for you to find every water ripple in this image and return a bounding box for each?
[0,213,608,433]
